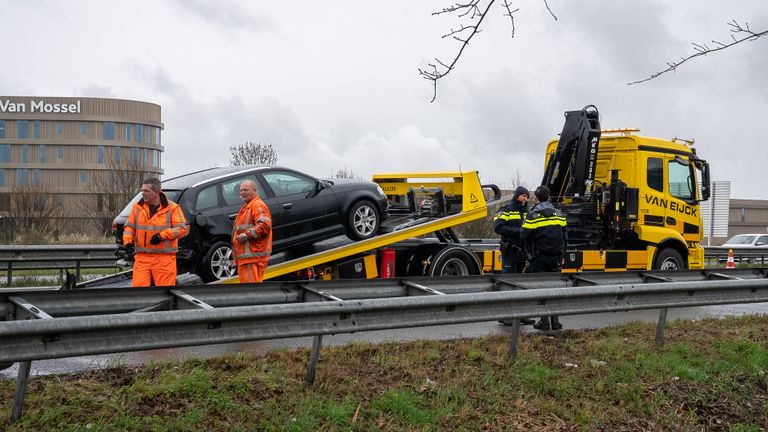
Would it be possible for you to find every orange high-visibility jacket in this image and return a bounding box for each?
[232,196,272,264]
[123,193,189,255]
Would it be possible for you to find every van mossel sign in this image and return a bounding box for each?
[0,99,81,114]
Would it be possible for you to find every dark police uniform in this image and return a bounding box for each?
[493,186,529,274]
[521,200,568,330]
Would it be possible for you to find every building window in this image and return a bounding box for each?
[80,123,88,135]
[0,144,10,162]
[154,127,160,145]
[98,145,104,164]
[17,120,29,139]
[115,146,121,164]
[33,169,40,186]
[21,145,29,163]
[103,122,115,140]
[39,145,46,163]
[132,147,139,164]
[56,195,64,206]
[80,171,87,184]
[0,168,5,187]
[143,148,148,166]
[33,120,41,139]
[153,150,159,167]
[0,120,5,138]
[16,169,28,186]
[56,146,64,160]
[125,124,131,142]
[56,123,64,135]
[135,124,144,143]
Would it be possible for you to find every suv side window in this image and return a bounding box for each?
[263,171,316,197]
[757,236,768,246]
[221,175,266,206]
[195,184,219,210]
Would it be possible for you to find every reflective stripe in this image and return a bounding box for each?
[135,246,177,253]
[235,224,253,230]
[135,224,165,231]
[494,211,523,222]
[238,250,271,259]
[522,216,567,229]
[246,228,259,240]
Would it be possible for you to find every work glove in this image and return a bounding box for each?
[123,243,135,257]
[149,233,163,245]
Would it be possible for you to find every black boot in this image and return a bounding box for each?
[550,316,563,330]
[533,317,551,331]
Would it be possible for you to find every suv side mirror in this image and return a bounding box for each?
[195,214,208,226]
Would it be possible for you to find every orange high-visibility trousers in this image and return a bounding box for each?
[132,254,177,287]
[237,261,267,283]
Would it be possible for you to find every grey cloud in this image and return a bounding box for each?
[166,0,278,34]
[74,84,118,98]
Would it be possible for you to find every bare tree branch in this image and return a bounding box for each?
[229,141,279,166]
[421,1,557,102]
[629,20,768,85]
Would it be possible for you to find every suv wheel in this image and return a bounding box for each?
[346,200,379,241]
[200,241,237,282]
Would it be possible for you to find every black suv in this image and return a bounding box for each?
[113,166,389,281]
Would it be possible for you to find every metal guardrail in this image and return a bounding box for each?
[703,246,768,264]
[2,268,768,421]
[0,244,119,286]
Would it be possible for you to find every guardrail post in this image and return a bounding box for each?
[507,319,521,362]
[6,262,11,287]
[655,308,668,346]
[305,335,324,386]
[11,361,32,422]
[76,260,82,282]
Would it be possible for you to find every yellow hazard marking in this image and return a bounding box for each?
[470,193,478,203]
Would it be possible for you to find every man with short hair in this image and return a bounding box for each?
[123,178,189,287]
[521,185,568,330]
[232,179,272,283]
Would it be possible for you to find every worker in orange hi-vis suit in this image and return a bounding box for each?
[123,178,189,287]
[232,179,272,283]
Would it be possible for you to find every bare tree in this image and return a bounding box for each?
[85,160,151,235]
[424,4,765,98]
[229,142,278,166]
[420,0,557,102]
[630,20,768,85]
[331,166,361,179]
[7,184,65,241]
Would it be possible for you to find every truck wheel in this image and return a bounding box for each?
[654,248,685,270]
[346,200,380,241]
[200,241,237,282]
[429,248,480,276]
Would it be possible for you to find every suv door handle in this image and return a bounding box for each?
[666,216,676,226]
[282,203,293,209]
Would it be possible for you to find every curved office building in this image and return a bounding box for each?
[0,96,163,235]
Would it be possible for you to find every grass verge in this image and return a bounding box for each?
[1,315,767,431]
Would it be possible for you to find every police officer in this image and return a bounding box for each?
[493,186,529,274]
[493,185,535,325]
[521,185,568,330]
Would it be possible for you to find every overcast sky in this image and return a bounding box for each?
[2,0,766,198]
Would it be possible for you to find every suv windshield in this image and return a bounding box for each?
[118,190,183,218]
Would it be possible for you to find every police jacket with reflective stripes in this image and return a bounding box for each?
[123,193,189,255]
[493,200,526,247]
[520,201,567,257]
[232,195,272,264]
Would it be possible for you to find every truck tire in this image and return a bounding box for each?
[428,248,480,276]
[654,248,685,270]
[346,200,380,241]
[200,241,237,282]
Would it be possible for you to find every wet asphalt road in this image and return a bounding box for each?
[3,302,767,379]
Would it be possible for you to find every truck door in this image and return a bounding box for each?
[665,156,701,242]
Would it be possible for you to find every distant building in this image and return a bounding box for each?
[727,198,768,240]
[0,96,163,235]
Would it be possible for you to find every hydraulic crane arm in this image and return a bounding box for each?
[541,105,601,202]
